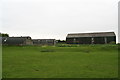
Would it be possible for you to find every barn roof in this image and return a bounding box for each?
[2,36,31,41]
[66,32,116,38]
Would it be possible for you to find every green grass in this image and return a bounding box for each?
[2,44,118,78]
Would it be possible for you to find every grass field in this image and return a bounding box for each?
[2,44,118,78]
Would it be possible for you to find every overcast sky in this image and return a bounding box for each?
[0,0,119,42]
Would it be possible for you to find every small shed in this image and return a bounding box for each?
[32,39,56,45]
[66,32,116,44]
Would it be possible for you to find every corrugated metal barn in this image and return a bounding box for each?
[66,32,116,44]
[32,39,56,45]
[0,37,2,45]
[2,36,33,45]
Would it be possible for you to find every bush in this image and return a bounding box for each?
[40,49,55,52]
[109,41,116,44]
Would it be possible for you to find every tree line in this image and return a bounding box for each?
[0,33,9,37]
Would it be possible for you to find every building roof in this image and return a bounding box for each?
[66,32,116,38]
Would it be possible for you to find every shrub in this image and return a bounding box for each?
[40,49,55,52]
[109,41,116,44]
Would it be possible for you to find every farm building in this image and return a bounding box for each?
[66,32,116,44]
[32,39,56,45]
[0,37,2,45]
[2,36,33,45]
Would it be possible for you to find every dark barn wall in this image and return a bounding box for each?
[0,37,2,45]
[66,36,116,44]
[66,32,116,44]
[66,38,79,44]
[106,36,116,43]
[66,37,91,44]
[33,39,55,45]
[94,37,105,44]
[33,40,40,45]
[3,38,25,45]
[2,37,33,45]
[79,37,91,44]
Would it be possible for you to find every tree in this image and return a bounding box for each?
[0,33,9,37]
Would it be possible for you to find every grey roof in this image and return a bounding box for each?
[66,32,116,38]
